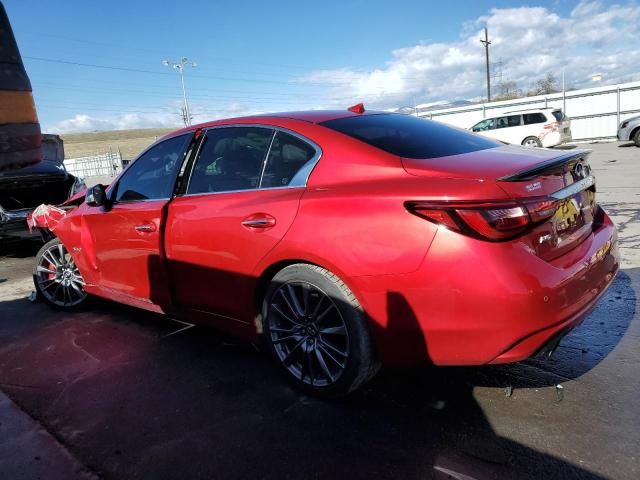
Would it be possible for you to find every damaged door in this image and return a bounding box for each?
[81,134,192,311]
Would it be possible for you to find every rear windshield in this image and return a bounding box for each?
[320,114,500,159]
[551,110,566,122]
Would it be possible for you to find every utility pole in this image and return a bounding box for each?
[162,57,197,126]
[480,27,491,102]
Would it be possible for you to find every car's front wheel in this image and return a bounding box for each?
[522,136,542,147]
[633,129,640,147]
[262,264,378,396]
[33,238,88,310]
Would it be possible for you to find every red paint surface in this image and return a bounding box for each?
[41,111,619,366]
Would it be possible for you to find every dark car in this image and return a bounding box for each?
[0,134,85,240]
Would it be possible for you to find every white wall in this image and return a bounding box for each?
[418,81,640,141]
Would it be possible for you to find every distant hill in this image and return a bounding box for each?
[59,128,175,160]
[395,99,475,115]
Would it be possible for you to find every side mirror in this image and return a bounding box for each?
[85,184,107,207]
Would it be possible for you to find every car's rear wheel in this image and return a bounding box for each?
[33,238,88,310]
[522,136,542,147]
[262,264,377,396]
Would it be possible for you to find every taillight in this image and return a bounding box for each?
[406,198,559,241]
[543,122,561,131]
[457,206,529,239]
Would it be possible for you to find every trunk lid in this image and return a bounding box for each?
[402,145,596,261]
[498,149,596,261]
[0,160,72,209]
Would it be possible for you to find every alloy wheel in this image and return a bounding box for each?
[268,282,350,387]
[35,242,87,307]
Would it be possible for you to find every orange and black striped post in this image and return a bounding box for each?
[0,1,42,171]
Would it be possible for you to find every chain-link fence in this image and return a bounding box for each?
[64,150,124,178]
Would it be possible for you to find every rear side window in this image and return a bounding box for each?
[496,115,522,129]
[321,114,500,159]
[261,131,316,188]
[187,127,273,194]
[523,113,547,125]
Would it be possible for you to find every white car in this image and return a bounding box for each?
[470,108,572,148]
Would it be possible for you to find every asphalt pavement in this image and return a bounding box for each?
[0,141,638,480]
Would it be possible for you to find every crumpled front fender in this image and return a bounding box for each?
[27,204,68,233]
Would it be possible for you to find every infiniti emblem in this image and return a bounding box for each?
[573,162,589,179]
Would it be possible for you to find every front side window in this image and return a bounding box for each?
[114,134,190,202]
[260,131,316,188]
[472,118,496,132]
[187,127,273,194]
[523,112,547,125]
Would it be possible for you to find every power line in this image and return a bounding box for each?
[17,31,329,73]
[23,55,438,88]
[36,104,170,114]
[32,82,330,105]
[23,56,324,87]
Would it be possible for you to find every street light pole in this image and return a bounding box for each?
[480,27,491,103]
[162,57,197,126]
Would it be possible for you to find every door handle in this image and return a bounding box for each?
[134,223,156,233]
[241,214,276,229]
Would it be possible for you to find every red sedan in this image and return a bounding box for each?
[31,108,619,395]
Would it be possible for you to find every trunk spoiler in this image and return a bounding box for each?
[498,150,590,182]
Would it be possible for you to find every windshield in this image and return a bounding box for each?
[320,114,500,159]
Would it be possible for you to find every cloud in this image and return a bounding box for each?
[298,1,640,108]
[46,103,261,134]
[47,113,181,134]
[46,2,640,131]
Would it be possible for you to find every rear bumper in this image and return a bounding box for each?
[488,257,617,364]
[351,210,619,366]
[542,129,572,147]
[617,126,632,142]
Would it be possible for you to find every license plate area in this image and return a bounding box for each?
[531,188,596,261]
[552,189,595,245]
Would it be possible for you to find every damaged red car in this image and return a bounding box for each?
[30,109,619,395]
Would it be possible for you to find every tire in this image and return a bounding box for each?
[522,136,542,148]
[262,264,378,396]
[633,129,640,147]
[33,238,89,311]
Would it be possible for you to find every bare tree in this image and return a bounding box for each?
[494,80,521,100]
[528,73,559,96]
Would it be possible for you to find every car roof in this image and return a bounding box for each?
[504,107,559,114]
[473,109,557,122]
[162,109,391,140]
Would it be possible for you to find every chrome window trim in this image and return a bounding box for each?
[181,124,323,198]
[180,185,305,199]
[112,198,171,205]
[257,130,278,188]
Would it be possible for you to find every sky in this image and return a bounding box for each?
[4,0,639,133]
